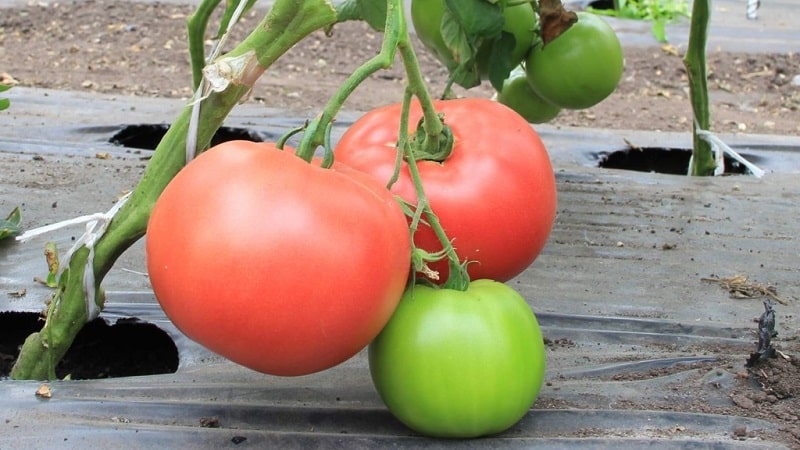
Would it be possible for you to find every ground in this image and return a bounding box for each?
[1,0,800,447]
[1,0,798,135]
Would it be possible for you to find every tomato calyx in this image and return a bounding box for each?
[537,0,577,45]
[407,115,454,163]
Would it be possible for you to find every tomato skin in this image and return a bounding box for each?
[146,141,411,376]
[411,0,536,74]
[369,280,547,438]
[335,98,556,282]
[525,12,623,110]
[497,71,562,124]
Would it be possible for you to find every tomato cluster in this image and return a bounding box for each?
[412,1,624,123]
[336,98,552,437]
[146,2,564,437]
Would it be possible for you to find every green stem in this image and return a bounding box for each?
[186,0,222,90]
[399,100,469,291]
[683,0,715,176]
[295,0,403,162]
[10,0,337,381]
[394,28,468,289]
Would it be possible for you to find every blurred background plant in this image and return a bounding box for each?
[0,83,11,111]
[587,0,690,42]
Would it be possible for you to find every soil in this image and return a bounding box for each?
[1,0,800,447]
[1,0,799,135]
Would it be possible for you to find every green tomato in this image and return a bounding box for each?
[410,0,456,70]
[525,12,623,110]
[369,280,547,438]
[411,0,536,74]
[497,72,562,124]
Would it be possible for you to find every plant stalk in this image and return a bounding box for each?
[684,0,715,176]
[295,0,404,161]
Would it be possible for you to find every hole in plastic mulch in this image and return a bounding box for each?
[109,124,263,150]
[0,311,179,380]
[598,147,757,175]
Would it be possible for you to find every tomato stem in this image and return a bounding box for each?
[397,35,455,163]
[397,91,469,291]
[294,0,405,162]
[683,0,716,176]
[186,0,222,90]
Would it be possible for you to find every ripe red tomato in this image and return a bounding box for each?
[369,280,547,438]
[335,98,556,282]
[146,141,411,376]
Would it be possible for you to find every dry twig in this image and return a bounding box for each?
[701,274,789,305]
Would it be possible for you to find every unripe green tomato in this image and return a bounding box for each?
[497,73,561,124]
[410,0,456,69]
[411,0,536,73]
[525,12,623,110]
[369,280,547,438]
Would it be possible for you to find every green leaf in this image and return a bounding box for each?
[43,241,60,288]
[651,19,667,43]
[440,8,480,88]
[485,31,516,92]
[0,83,11,111]
[0,207,22,240]
[444,0,504,39]
[357,0,388,31]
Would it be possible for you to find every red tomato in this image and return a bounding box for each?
[335,99,556,282]
[146,141,411,376]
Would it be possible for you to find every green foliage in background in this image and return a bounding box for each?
[590,0,690,43]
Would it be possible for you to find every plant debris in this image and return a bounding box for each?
[701,274,789,305]
[746,301,778,367]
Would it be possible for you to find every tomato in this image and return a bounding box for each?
[369,280,547,438]
[146,141,411,376]
[497,70,562,124]
[525,12,623,110]
[411,0,456,70]
[335,98,556,283]
[411,0,536,75]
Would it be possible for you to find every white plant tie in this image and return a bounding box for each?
[687,122,765,178]
[16,192,132,321]
[186,0,251,164]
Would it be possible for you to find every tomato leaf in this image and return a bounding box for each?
[334,0,387,32]
[0,207,22,240]
[356,0,388,32]
[485,31,516,92]
[0,83,11,111]
[444,0,504,39]
[439,8,482,88]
